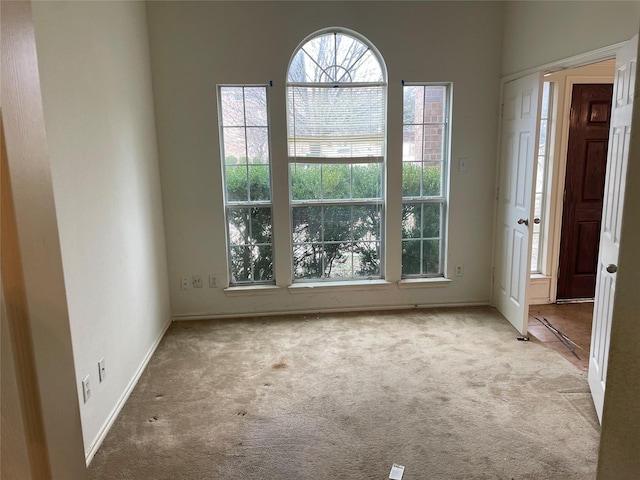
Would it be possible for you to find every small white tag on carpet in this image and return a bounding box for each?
[389,463,405,479]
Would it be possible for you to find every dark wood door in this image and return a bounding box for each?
[557,83,613,299]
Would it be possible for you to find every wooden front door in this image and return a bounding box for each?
[557,84,613,300]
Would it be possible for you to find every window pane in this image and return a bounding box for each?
[292,206,322,243]
[293,243,324,279]
[253,246,273,281]
[325,242,352,278]
[423,125,444,161]
[227,207,249,245]
[220,87,245,126]
[422,239,441,274]
[402,240,421,275]
[403,125,423,162]
[402,203,422,239]
[355,241,381,277]
[230,246,251,282]
[246,127,269,164]
[287,32,384,84]
[219,85,273,285]
[322,164,351,199]
[422,204,441,238]
[402,162,421,197]
[352,164,382,199]
[249,165,270,201]
[424,86,446,123]
[353,204,381,241]
[323,206,352,241]
[223,127,247,163]
[291,164,321,200]
[422,163,442,197]
[250,207,272,244]
[225,166,248,202]
[403,86,424,124]
[244,87,268,127]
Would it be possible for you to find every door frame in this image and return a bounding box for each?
[545,66,615,303]
[492,42,623,314]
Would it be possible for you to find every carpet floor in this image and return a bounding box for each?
[88,306,599,479]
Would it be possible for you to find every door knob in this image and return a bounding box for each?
[606,264,618,274]
[533,218,541,225]
[517,218,529,226]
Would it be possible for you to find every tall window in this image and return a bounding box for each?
[401,84,450,277]
[531,82,552,273]
[287,29,387,281]
[219,86,273,284]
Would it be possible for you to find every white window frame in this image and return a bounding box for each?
[218,84,274,285]
[286,28,388,282]
[401,82,452,278]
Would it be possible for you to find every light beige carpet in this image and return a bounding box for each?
[88,307,599,479]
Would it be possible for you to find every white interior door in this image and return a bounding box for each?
[588,35,637,423]
[493,73,541,335]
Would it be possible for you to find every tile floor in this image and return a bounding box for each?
[528,302,594,371]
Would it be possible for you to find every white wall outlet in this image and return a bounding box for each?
[82,375,91,403]
[455,265,464,277]
[181,276,189,290]
[192,274,203,288]
[459,157,468,172]
[209,274,217,288]
[98,358,106,382]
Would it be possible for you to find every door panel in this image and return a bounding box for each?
[557,84,613,299]
[589,36,637,423]
[493,73,541,335]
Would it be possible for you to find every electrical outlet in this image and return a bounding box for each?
[82,375,91,403]
[98,358,106,382]
[209,275,217,288]
[459,157,468,172]
[181,276,189,290]
[192,274,203,288]
[455,265,464,277]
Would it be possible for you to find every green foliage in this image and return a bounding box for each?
[223,157,443,281]
[402,162,441,197]
[290,163,383,279]
[225,157,273,283]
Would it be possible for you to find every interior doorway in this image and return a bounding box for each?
[527,60,615,363]
[527,59,616,306]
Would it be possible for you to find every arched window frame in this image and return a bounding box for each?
[287,28,388,281]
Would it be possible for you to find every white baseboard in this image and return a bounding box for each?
[84,316,172,466]
[172,301,490,321]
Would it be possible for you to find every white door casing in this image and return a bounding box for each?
[493,73,542,335]
[588,35,637,424]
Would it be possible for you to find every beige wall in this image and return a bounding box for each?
[502,1,640,76]
[147,0,504,318]
[31,0,171,460]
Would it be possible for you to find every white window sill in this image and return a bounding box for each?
[288,279,391,294]
[224,285,282,296]
[397,277,453,289]
[530,274,552,281]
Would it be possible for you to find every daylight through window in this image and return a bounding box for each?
[287,29,387,281]
[219,86,273,284]
[401,84,450,277]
